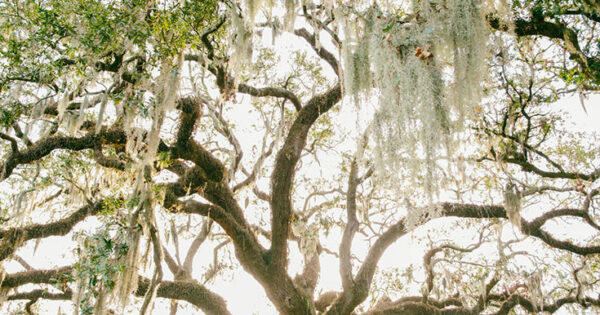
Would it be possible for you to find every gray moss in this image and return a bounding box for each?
[337,0,491,222]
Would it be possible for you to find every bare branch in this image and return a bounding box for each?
[0,132,19,153]
[294,28,340,75]
[238,84,302,112]
[163,246,187,279]
[13,255,33,271]
[0,200,106,261]
[183,219,212,274]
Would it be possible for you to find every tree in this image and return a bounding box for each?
[0,0,599,314]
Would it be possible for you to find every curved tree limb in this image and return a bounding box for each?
[1,266,232,315]
[7,289,72,302]
[0,129,126,181]
[269,83,342,272]
[238,84,303,111]
[0,200,106,261]
[169,89,338,314]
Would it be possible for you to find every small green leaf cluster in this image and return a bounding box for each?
[101,197,125,217]
[0,102,26,129]
[73,225,129,315]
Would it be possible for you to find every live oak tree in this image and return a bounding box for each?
[0,0,599,314]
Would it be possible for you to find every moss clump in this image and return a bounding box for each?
[337,0,490,221]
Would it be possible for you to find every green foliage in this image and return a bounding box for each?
[101,197,124,216]
[156,151,172,169]
[0,0,220,92]
[0,102,26,129]
[73,225,129,315]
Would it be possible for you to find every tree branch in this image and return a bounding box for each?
[0,132,19,153]
[183,219,212,274]
[1,266,232,315]
[0,200,105,261]
[488,14,600,82]
[294,28,340,75]
[269,83,342,272]
[238,84,303,111]
[503,156,600,181]
[0,129,126,181]
[7,289,72,302]
[340,159,359,291]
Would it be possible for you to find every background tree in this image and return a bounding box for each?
[0,0,599,314]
